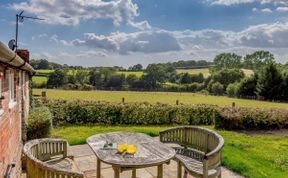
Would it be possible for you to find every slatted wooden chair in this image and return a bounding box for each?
[23,138,84,178]
[160,126,224,178]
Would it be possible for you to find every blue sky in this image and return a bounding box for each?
[0,0,288,67]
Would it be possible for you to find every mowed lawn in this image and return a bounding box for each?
[52,125,288,178]
[32,76,48,86]
[116,71,144,77]
[33,89,288,108]
[176,68,210,77]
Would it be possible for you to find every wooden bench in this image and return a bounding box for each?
[23,138,84,178]
[160,126,224,178]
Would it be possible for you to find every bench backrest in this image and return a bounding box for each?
[23,138,84,178]
[160,126,224,169]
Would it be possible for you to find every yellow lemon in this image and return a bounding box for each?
[126,145,137,154]
[117,144,128,153]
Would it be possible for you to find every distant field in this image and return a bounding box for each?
[116,71,144,77]
[176,68,210,77]
[32,76,48,86]
[33,89,288,108]
[36,69,54,74]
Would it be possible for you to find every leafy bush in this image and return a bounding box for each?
[43,99,219,126]
[41,99,288,130]
[226,83,239,97]
[27,107,52,140]
[215,107,288,130]
[211,82,224,95]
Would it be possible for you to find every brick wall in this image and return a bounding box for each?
[0,66,30,178]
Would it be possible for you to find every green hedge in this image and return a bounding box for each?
[43,99,219,126]
[215,107,288,130]
[27,107,52,140]
[41,99,288,130]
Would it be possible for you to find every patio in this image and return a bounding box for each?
[70,143,244,178]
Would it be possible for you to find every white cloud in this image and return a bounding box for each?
[209,0,288,6]
[174,22,288,49]
[48,22,288,65]
[276,6,288,12]
[32,33,47,40]
[129,20,151,30]
[59,50,108,58]
[72,30,182,54]
[50,34,72,46]
[261,8,273,13]
[10,0,147,29]
[253,7,273,13]
[238,22,288,48]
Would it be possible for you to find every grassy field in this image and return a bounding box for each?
[33,89,288,108]
[52,125,288,178]
[116,71,144,77]
[32,76,48,86]
[36,69,54,74]
[176,68,210,77]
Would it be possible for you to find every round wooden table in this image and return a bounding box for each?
[87,132,176,178]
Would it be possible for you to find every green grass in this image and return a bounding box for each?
[36,69,54,74]
[32,76,48,86]
[116,71,144,77]
[33,89,288,108]
[176,68,210,77]
[52,125,288,178]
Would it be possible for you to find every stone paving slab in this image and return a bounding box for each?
[71,144,244,178]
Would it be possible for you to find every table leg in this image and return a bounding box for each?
[157,164,163,178]
[113,167,120,178]
[177,161,182,178]
[132,169,136,178]
[97,158,101,178]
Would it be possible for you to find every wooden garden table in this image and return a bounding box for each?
[87,132,176,178]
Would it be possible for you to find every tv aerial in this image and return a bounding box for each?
[8,11,44,51]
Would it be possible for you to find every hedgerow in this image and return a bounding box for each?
[43,99,218,126]
[40,99,288,130]
[215,107,288,130]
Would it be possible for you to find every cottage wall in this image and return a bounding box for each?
[0,66,30,177]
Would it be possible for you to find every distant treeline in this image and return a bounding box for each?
[30,59,213,71]
[32,50,288,101]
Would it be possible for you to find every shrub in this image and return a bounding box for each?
[226,83,239,97]
[27,107,52,140]
[237,76,257,98]
[41,99,288,130]
[215,107,288,130]
[43,99,219,126]
[211,82,224,95]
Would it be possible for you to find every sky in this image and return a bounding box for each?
[0,0,288,67]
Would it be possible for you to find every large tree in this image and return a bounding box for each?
[128,64,143,71]
[213,53,242,70]
[256,63,282,100]
[211,68,245,89]
[47,69,68,88]
[243,51,275,70]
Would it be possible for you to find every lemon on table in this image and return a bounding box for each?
[126,145,137,154]
[117,144,128,153]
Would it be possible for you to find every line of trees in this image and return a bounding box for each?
[36,50,288,101]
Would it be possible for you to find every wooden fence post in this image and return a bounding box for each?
[41,91,46,98]
[122,97,125,103]
[176,100,179,105]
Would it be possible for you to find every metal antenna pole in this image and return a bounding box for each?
[14,11,44,51]
[16,14,19,51]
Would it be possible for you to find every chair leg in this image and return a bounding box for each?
[218,169,222,178]
[183,170,188,178]
[177,161,182,178]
